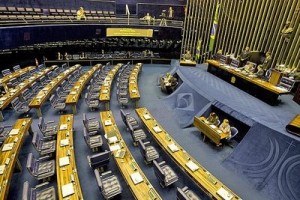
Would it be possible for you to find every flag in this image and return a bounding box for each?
[195,39,202,62]
[209,3,220,51]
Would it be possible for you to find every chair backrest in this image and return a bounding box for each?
[38,117,44,131]
[82,113,87,126]
[138,139,146,156]
[11,97,20,108]
[22,181,30,200]
[120,109,127,125]
[32,131,40,150]
[230,127,238,139]
[13,65,21,71]
[26,153,36,176]
[38,64,45,70]
[83,127,89,143]
[90,150,110,169]
[153,160,165,181]
[2,69,11,76]
[49,94,56,106]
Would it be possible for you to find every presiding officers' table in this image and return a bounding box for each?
[0,65,57,121]
[99,63,122,110]
[129,63,142,106]
[29,65,80,117]
[207,60,289,105]
[100,111,162,200]
[56,114,83,200]
[136,107,241,200]
[193,116,229,146]
[66,64,101,113]
[0,118,33,199]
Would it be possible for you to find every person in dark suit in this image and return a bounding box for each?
[206,112,219,126]
[238,47,251,67]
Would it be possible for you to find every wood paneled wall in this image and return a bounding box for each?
[182,0,300,68]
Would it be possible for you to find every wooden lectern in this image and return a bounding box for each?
[269,69,283,85]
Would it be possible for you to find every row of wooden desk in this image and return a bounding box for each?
[29,65,80,117]
[136,107,241,200]
[99,63,122,110]
[129,63,142,105]
[207,60,289,105]
[56,114,83,199]
[0,65,57,121]
[0,118,33,199]
[66,64,101,114]
[0,66,36,93]
[100,111,162,200]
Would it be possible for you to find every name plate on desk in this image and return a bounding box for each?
[130,172,143,185]
[153,126,162,133]
[217,187,233,200]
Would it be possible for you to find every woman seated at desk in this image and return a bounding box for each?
[206,112,219,126]
[219,119,231,138]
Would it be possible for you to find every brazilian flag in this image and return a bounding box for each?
[195,39,202,62]
[209,3,220,51]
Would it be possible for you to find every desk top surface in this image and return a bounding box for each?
[129,64,142,100]
[66,64,101,104]
[56,114,83,200]
[0,66,56,110]
[0,66,36,85]
[207,60,289,95]
[136,107,241,200]
[0,118,32,200]
[99,63,122,101]
[100,110,162,200]
[29,65,79,108]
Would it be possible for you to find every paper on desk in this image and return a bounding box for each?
[104,120,112,126]
[143,114,151,120]
[217,187,233,200]
[9,129,19,136]
[2,143,14,152]
[130,172,144,185]
[60,124,68,130]
[131,89,137,93]
[153,126,162,133]
[186,160,199,172]
[108,136,118,144]
[109,144,121,152]
[59,156,70,167]
[62,183,75,197]
[102,89,108,94]
[217,130,223,134]
[209,125,217,129]
[70,91,77,95]
[168,143,179,152]
[60,139,69,147]
[0,165,5,175]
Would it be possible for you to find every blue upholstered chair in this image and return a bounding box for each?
[153,160,178,188]
[22,181,56,200]
[177,186,200,200]
[138,140,159,164]
[94,170,122,199]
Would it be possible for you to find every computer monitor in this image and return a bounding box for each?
[230,59,240,68]
[219,55,229,64]
[249,51,265,64]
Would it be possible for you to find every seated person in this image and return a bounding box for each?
[288,66,300,80]
[238,47,251,66]
[281,21,294,42]
[206,112,219,125]
[77,7,86,20]
[141,13,153,25]
[183,50,192,61]
[164,73,176,86]
[219,119,231,138]
[261,51,272,71]
[256,65,265,77]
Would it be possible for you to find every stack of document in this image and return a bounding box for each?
[104,120,112,126]
[109,144,121,152]
[0,165,5,175]
[2,143,14,152]
[143,114,151,120]
[60,139,69,147]
[217,187,233,200]
[115,149,126,159]
[60,124,68,130]
[108,136,118,144]
[153,126,162,133]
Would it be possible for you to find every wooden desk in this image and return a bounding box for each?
[56,114,83,200]
[66,64,101,113]
[100,111,162,200]
[193,116,228,146]
[207,60,289,105]
[129,63,142,106]
[0,66,36,93]
[0,66,57,121]
[29,65,80,117]
[0,118,33,199]
[136,107,241,200]
[99,63,122,110]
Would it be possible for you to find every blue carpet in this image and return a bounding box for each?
[223,123,300,200]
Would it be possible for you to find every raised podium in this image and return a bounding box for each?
[269,69,283,85]
[286,114,300,137]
